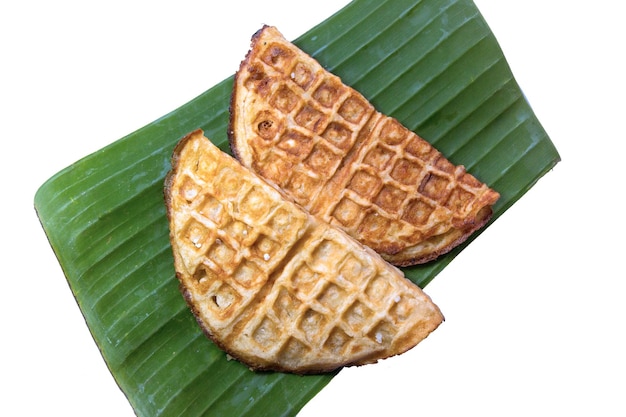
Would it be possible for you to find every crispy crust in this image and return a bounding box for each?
[228,25,268,166]
[164,130,282,372]
[384,206,493,267]
[164,130,444,374]
[228,26,499,267]
[164,131,229,359]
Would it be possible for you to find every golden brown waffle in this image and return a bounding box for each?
[229,26,500,266]
[164,130,443,374]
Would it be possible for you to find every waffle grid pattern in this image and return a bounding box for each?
[171,136,438,370]
[240,32,497,255]
[243,39,375,209]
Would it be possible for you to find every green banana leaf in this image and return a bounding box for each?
[34,0,560,415]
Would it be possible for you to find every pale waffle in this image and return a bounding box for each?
[164,130,443,374]
[229,26,500,266]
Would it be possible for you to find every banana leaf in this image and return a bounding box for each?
[34,0,560,415]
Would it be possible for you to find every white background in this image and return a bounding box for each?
[2,1,625,415]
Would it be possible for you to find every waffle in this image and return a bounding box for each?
[164,130,443,374]
[229,26,500,266]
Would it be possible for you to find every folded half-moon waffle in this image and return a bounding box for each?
[229,26,500,266]
[164,130,443,374]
